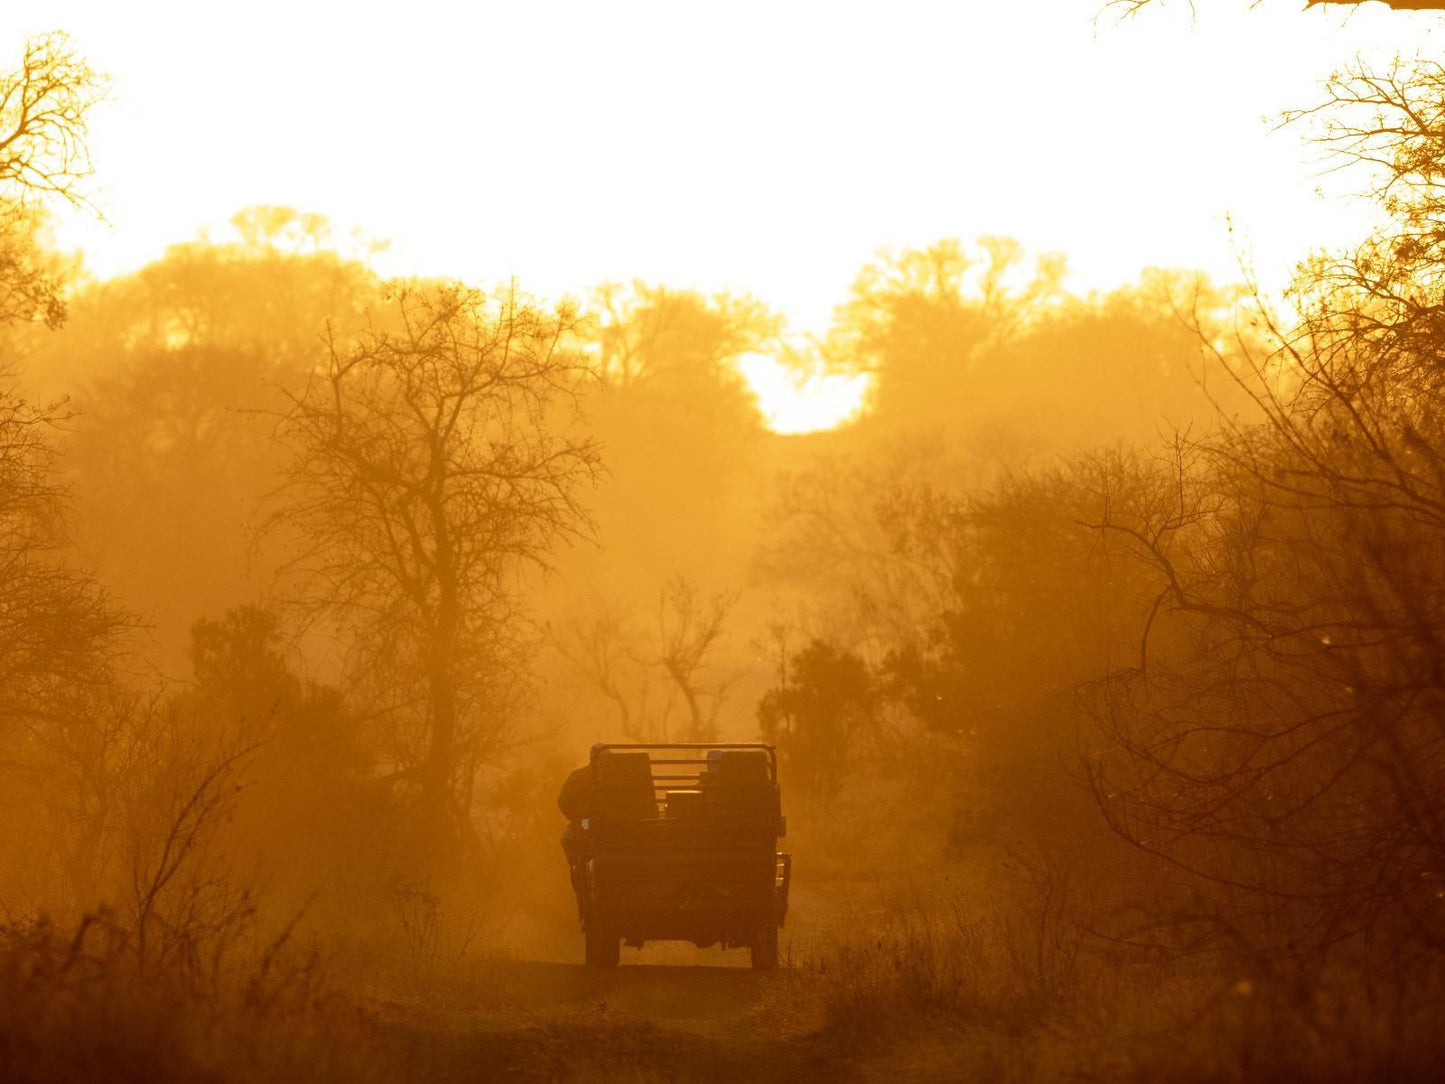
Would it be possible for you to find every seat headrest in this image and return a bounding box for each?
[594,750,657,820]
[711,750,770,786]
[597,750,653,785]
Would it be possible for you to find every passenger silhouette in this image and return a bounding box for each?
[558,743,605,907]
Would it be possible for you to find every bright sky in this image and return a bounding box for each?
[2,0,1439,429]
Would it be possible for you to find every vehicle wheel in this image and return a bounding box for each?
[585,919,620,969]
[750,922,779,971]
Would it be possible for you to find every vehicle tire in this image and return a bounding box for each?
[585,919,620,969]
[750,922,779,971]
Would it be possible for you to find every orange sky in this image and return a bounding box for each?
[3,1,1440,429]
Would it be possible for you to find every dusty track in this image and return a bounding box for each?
[354,876,906,1081]
[481,959,764,1016]
[365,953,850,1083]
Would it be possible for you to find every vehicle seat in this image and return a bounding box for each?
[705,751,780,829]
[593,751,658,823]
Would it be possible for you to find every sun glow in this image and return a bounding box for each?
[736,352,872,435]
[10,1,1430,343]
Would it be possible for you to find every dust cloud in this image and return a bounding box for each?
[3,13,1445,1083]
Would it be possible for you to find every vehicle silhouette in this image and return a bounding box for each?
[561,743,791,970]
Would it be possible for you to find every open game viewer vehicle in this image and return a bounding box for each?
[574,742,791,970]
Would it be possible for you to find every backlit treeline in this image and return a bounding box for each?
[1,28,1443,1081]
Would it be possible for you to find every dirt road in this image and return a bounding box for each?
[366,953,850,1083]
[352,875,930,1082]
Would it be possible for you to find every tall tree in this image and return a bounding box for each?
[270,283,601,847]
[0,30,116,732]
[0,31,104,330]
[0,33,133,911]
[757,639,878,801]
[1085,56,1445,979]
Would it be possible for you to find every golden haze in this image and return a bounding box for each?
[1,4,1444,1083]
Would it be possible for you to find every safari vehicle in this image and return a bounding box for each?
[572,742,791,970]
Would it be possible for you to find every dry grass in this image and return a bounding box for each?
[3,861,1443,1083]
[757,873,1445,1084]
[0,909,386,1084]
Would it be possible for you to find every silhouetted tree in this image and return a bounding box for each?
[549,578,738,743]
[0,31,104,330]
[270,283,601,849]
[757,439,970,652]
[653,577,738,742]
[0,32,101,206]
[0,391,124,725]
[758,639,878,800]
[550,597,651,738]
[827,238,1065,434]
[1084,57,1445,982]
[0,33,140,916]
[592,282,779,395]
